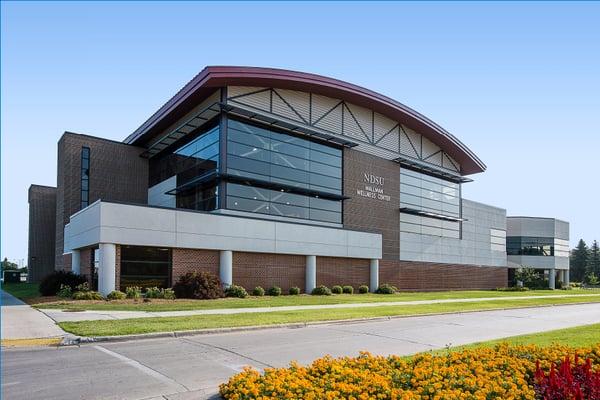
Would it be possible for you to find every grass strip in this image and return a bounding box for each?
[38,289,600,312]
[59,295,600,337]
[1,282,40,300]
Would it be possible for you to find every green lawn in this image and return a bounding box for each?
[449,323,600,350]
[1,282,40,300]
[37,289,600,312]
[58,295,600,337]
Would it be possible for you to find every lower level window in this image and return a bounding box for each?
[120,246,171,289]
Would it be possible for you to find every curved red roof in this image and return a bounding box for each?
[126,66,485,175]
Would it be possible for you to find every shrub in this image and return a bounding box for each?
[125,286,142,299]
[288,286,300,295]
[107,290,126,300]
[585,272,599,285]
[376,284,397,294]
[515,267,549,289]
[252,286,265,296]
[267,286,282,296]
[225,285,248,298]
[162,288,176,300]
[56,284,73,299]
[331,285,343,294]
[496,286,529,292]
[172,272,224,299]
[145,287,162,299]
[39,271,87,296]
[342,285,354,294]
[311,285,332,296]
[72,291,104,300]
[75,282,90,292]
[358,285,369,294]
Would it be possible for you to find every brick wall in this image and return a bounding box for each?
[79,248,93,285]
[316,256,370,289]
[55,132,148,270]
[343,149,400,260]
[232,252,305,292]
[379,260,508,291]
[27,185,57,282]
[171,248,220,284]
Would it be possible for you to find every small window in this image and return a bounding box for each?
[80,147,90,209]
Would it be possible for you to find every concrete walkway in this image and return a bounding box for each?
[39,293,600,322]
[1,289,65,340]
[3,303,600,400]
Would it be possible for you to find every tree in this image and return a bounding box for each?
[1,257,18,271]
[588,240,600,278]
[569,239,589,282]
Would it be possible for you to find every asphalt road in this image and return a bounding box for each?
[3,303,600,400]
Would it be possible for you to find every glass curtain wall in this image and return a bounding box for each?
[506,237,568,256]
[226,119,342,223]
[399,168,461,238]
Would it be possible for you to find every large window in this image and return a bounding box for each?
[120,246,171,289]
[80,147,90,209]
[226,119,342,223]
[507,236,561,256]
[399,168,461,238]
[149,125,220,211]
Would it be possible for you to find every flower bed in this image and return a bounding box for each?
[220,344,600,399]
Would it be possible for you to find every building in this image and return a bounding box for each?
[507,217,570,288]
[27,66,567,292]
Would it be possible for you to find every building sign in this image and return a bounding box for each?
[356,172,391,202]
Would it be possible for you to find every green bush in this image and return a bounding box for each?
[288,286,300,295]
[162,288,176,300]
[267,286,282,296]
[56,284,73,299]
[331,285,343,294]
[107,290,126,300]
[225,285,248,298]
[358,285,369,294]
[515,267,549,289]
[311,285,332,296]
[39,271,87,296]
[72,291,104,300]
[585,273,599,285]
[126,286,142,299]
[75,282,90,292]
[172,272,224,300]
[376,284,397,294]
[145,287,162,299]
[252,286,265,296]
[342,285,354,294]
[495,286,529,292]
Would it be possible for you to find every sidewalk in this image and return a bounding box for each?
[1,289,65,342]
[39,293,600,323]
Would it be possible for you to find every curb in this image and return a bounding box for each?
[58,301,600,346]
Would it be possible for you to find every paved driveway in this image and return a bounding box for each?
[2,303,600,400]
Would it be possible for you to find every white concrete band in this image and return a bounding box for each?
[369,259,379,293]
[305,255,316,294]
[98,243,116,296]
[219,250,233,288]
[71,250,81,275]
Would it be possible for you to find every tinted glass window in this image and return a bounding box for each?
[120,246,171,290]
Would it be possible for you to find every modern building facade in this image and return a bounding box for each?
[27,66,568,293]
[507,217,570,288]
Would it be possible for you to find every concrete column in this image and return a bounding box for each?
[305,255,316,294]
[369,259,379,293]
[564,270,570,286]
[558,270,565,286]
[71,250,81,275]
[219,250,233,288]
[548,268,556,290]
[98,243,116,296]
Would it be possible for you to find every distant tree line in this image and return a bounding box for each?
[570,239,600,284]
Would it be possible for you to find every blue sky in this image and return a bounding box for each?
[2,1,599,262]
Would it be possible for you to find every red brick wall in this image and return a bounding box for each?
[171,248,220,285]
[379,260,508,291]
[62,253,72,272]
[79,248,93,285]
[316,256,370,289]
[233,252,305,292]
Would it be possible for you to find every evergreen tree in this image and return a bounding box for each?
[569,239,589,282]
[588,240,600,277]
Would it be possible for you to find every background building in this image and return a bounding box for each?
[27,66,568,292]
